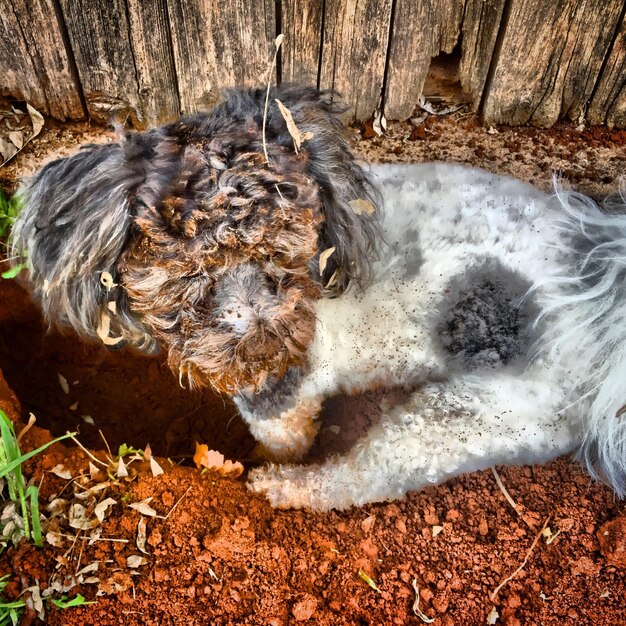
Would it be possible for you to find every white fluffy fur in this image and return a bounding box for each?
[247,163,626,510]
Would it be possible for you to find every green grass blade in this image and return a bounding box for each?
[51,594,95,609]
[0,432,77,480]
[26,485,42,547]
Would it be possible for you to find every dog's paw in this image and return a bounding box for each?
[247,463,334,511]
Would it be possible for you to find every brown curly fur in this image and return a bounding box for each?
[119,132,325,393]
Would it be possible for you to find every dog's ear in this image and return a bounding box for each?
[11,133,172,352]
[268,86,381,294]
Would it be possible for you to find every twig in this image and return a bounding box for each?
[98,429,114,464]
[67,434,108,468]
[164,485,193,522]
[262,34,284,164]
[412,579,435,623]
[490,515,552,601]
[491,466,520,515]
[16,413,37,444]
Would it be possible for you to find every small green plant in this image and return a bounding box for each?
[0,191,22,241]
[50,594,95,609]
[0,410,75,547]
[0,412,92,621]
[117,443,143,458]
[0,190,26,279]
[0,575,24,626]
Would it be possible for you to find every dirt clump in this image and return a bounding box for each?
[598,516,626,569]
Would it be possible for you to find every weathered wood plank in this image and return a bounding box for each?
[167,0,275,114]
[482,0,624,127]
[319,0,393,121]
[385,0,465,120]
[59,0,178,126]
[1,0,84,120]
[280,0,323,87]
[58,0,141,124]
[459,0,507,106]
[126,0,180,124]
[588,11,626,128]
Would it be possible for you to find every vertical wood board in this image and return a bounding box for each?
[588,11,626,128]
[459,0,507,106]
[59,0,142,124]
[385,0,466,121]
[1,0,84,120]
[482,0,624,127]
[319,0,393,121]
[167,0,275,114]
[280,0,324,87]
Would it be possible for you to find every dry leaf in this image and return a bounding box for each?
[129,498,158,517]
[96,312,124,346]
[542,526,561,545]
[76,562,100,576]
[194,443,244,477]
[149,456,164,477]
[126,555,147,568]
[349,198,376,216]
[26,103,44,137]
[136,517,149,554]
[319,247,336,275]
[94,497,117,523]
[275,98,311,152]
[8,130,23,149]
[487,606,499,624]
[361,515,375,533]
[46,531,65,547]
[372,109,387,136]
[58,374,70,394]
[325,270,338,289]
[0,137,16,161]
[69,503,97,530]
[116,456,128,478]
[88,462,100,479]
[100,271,118,290]
[50,464,72,480]
[432,525,443,537]
[358,568,380,592]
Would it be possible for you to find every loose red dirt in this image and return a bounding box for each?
[0,112,625,625]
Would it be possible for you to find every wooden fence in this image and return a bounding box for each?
[1,0,625,128]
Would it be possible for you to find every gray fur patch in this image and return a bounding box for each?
[438,263,534,369]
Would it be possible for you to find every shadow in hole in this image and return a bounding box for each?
[0,280,254,461]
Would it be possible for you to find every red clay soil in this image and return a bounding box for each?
[1,114,626,625]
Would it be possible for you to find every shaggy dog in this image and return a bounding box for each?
[12,86,626,511]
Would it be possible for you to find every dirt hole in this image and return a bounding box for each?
[0,279,255,460]
[0,278,389,462]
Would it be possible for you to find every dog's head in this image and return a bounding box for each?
[13,86,379,394]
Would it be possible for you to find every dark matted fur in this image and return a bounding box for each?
[12,85,380,394]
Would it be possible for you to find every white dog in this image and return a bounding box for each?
[13,88,625,511]
[245,163,626,510]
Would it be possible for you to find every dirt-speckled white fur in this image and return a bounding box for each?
[248,162,623,511]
